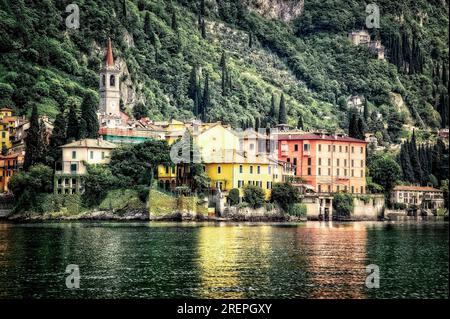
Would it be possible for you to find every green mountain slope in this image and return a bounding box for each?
[0,0,448,143]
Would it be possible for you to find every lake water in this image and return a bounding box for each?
[0,221,447,299]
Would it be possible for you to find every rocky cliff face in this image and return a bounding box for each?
[249,0,304,21]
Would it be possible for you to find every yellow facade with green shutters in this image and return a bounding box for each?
[205,160,283,200]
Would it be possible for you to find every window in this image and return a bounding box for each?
[304,144,310,152]
[336,159,340,166]
[72,151,77,159]
[307,167,311,175]
[328,145,331,152]
[344,159,347,166]
[361,170,364,177]
[238,180,243,188]
[318,158,322,165]
[217,166,222,174]
[351,186,354,193]
[351,160,354,167]
[361,160,364,167]
[360,186,364,194]
[351,169,354,177]
[360,147,364,154]
[328,185,331,193]
[339,146,342,152]
[1,132,5,138]
[336,168,340,176]
[307,158,312,165]
[345,146,348,152]
[257,166,261,174]
[165,166,169,174]
[101,152,105,160]
[267,181,272,189]
[293,158,297,166]
[250,166,253,174]
[294,144,298,151]
[333,145,336,152]
[110,75,115,87]
[328,158,331,166]
[351,146,354,153]
[318,167,321,176]
[328,168,331,176]
[318,144,322,152]
[318,185,322,192]
[90,151,94,160]
[70,164,77,174]
[268,166,272,174]
[344,169,347,176]
[239,165,243,173]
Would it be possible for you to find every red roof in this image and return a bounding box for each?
[277,133,367,143]
[105,38,114,66]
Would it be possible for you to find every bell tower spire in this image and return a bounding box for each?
[98,38,121,118]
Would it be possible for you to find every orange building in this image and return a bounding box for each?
[278,133,367,194]
[0,153,22,193]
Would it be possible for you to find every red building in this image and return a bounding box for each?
[277,132,368,194]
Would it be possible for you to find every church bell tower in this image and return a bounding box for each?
[99,38,121,117]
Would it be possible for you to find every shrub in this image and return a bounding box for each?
[270,182,300,211]
[228,188,240,206]
[288,203,307,217]
[333,193,354,219]
[243,185,265,209]
[392,202,406,210]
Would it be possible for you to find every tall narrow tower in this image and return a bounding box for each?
[99,38,121,116]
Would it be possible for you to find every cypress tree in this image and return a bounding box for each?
[400,142,415,182]
[248,32,253,48]
[278,94,287,124]
[80,90,99,138]
[188,66,198,101]
[66,105,80,142]
[297,115,304,130]
[348,113,357,138]
[201,73,210,122]
[363,99,369,122]
[23,104,41,170]
[267,93,277,127]
[220,51,227,96]
[356,117,365,140]
[171,11,178,31]
[409,130,423,184]
[255,117,260,131]
[144,12,151,36]
[49,111,67,164]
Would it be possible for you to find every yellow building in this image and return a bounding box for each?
[204,150,285,199]
[0,107,17,150]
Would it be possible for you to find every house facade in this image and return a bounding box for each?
[54,138,117,194]
[277,133,367,194]
[390,185,445,210]
[0,153,21,193]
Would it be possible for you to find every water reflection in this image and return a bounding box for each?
[0,221,447,299]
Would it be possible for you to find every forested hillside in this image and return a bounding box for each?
[0,0,448,144]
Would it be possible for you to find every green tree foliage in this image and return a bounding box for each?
[48,111,67,165]
[333,193,354,219]
[228,188,240,206]
[133,102,149,120]
[23,104,47,170]
[82,164,119,207]
[278,93,287,124]
[110,139,171,186]
[268,93,277,127]
[9,164,53,211]
[201,73,210,121]
[270,182,300,211]
[368,153,402,194]
[66,105,80,142]
[80,90,99,138]
[243,185,265,209]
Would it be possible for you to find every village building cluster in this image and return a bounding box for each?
[0,39,445,214]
